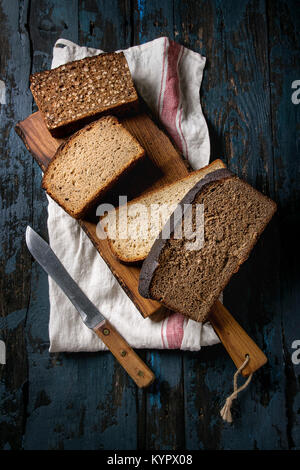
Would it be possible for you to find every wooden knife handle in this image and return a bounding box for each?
[209,301,267,377]
[93,320,155,388]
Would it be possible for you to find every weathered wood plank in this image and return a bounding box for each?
[22,0,79,450]
[144,351,185,450]
[14,0,141,450]
[133,0,174,45]
[173,0,228,163]
[0,0,32,450]
[79,0,131,51]
[218,0,286,449]
[176,0,287,449]
[131,0,188,450]
[29,0,79,74]
[175,1,235,449]
[77,0,145,449]
[1,0,299,450]
[267,0,300,450]
[23,264,138,450]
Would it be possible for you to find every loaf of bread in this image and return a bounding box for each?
[139,169,277,322]
[101,159,226,262]
[42,116,145,219]
[30,52,139,137]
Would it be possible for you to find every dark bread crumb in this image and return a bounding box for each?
[139,170,277,322]
[102,159,226,263]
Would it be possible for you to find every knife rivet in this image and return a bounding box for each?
[137,370,144,377]
[103,328,110,336]
[120,350,127,357]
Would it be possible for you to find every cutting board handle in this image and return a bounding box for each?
[93,320,155,388]
[209,301,267,377]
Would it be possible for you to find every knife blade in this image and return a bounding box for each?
[25,226,155,388]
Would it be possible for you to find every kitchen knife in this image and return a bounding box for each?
[25,226,155,388]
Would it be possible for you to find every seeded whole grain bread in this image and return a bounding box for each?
[138,169,277,322]
[30,52,139,137]
[42,116,145,219]
[101,159,226,263]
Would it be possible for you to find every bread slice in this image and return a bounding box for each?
[138,169,277,322]
[42,116,145,219]
[101,159,226,262]
[30,52,139,137]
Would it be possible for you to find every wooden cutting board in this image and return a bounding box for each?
[15,110,190,319]
[16,111,268,376]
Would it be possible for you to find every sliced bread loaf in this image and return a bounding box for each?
[42,116,145,219]
[138,169,277,322]
[30,52,139,137]
[101,159,226,262]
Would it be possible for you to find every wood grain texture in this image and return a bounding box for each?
[15,110,189,318]
[131,1,187,450]
[174,0,295,450]
[0,0,32,450]
[210,301,267,377]
[15,111,62,171]
[93,320,155,388]
[1,0,299,451]
[267,0,300,450]
[215,0,286,448]
[22,0,141,451]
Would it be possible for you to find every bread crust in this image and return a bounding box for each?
[30,52,139,138]
[138,169,277,322]
[104,159,227,263]
[44,100,140,138]
[42,116,145,219]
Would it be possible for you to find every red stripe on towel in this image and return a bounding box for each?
[165,313,186,349]
[161,318,167,348]
[157,37,168,116]
[160,40,183,153]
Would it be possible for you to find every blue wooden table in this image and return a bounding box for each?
[0,0,299,450]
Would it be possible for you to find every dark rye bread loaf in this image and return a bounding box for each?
[139,169,277,322]
[30,52,139,137]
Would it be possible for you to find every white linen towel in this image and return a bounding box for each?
[47,37,220,352]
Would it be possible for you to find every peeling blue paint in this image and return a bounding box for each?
[4,253,16,274]
[137,0,146,43]
[1,0,299,451]
[137,0,146,20]
[0,308,27,330]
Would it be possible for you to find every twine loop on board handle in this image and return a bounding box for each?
[220,354,253,423]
